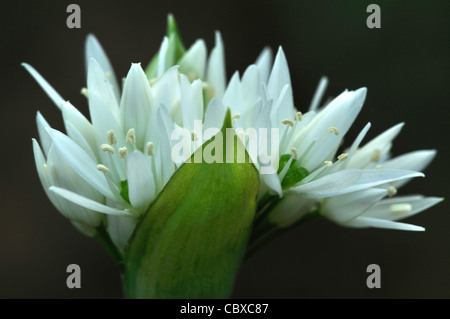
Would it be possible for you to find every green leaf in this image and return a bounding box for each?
[276,154,308,190]
[124,110,259,298]
[120,180,130,204]
[145,14,186,78]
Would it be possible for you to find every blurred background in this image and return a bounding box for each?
[1,0,448,298]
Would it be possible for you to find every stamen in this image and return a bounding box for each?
[202,81,209,90]
[232,113,241,121]
[295,111,303,121]
[96,164,110,174]
[100,144,115,154]
[146,142,154,156]
[291,147,298,159]
[390,203,412,215]
[337,153,348,161]
[387,186,397,197]
[328,127,339,135]
[105,72,112,78]
[149,78,158,86]
[324,161,333,167]
[118,147,128,158]
[371,149,381,162]
[126,128,136,145]
[191,131,198,141]
[80,87,88,98]
[282,119,294,127]
[107,130,117,145]
[376,165,383,170]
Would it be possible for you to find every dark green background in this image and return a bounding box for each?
[1,0,448,298]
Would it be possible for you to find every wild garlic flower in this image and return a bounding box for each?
[26,16,441,259]
[27,28,227,249]
[200,48,442,234]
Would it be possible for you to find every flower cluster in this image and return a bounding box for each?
[26,16,442,256]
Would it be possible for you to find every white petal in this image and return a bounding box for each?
[22,63,64,109]
[348,123,404,168]
[178,39,207,79]
[222,71,242,115]
[46,128,114,199]
[180,74,203,132]
[88,91,124,147]
[87,58,120,118]
[269,194,313,228]
[32,139,51,189]
[33,140,65,213]
[343,123,371,167]
[288,169,362,198]
[50,186,129,216]
[207,31,226,99]
[322,188,387,223]
[157,37,169,78]
[204,98,226,131]
[255,47,272,84]
[106,215,138,251]
[260,172,283,197]
[241,64,260,108]
[267,47,292,102]
[36,112,52,157]
[120,63,153,149]
[296,88,367,171]
[383,150,436,171]
[151,66,181,128]
[47,145,104,226]
[127,151,156,211]
[343,216,425,231]
[309,76,329,112]
[64,121,97,161]
[271,84,294,128]
[381,150,436,188]
[60,101,97,152]
[156,107,177,187]
[85,34,120,100]
[363,196,443,221]
[339,169,424,195]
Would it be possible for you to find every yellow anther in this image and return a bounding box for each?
[146,142,154,156]
[328,127,339,135]
[126,128,136,145]
[96,164,110,174]
[282,119,294,127]
[390,203,412,215]
[81,87,89,98]
[371,149,381,162]
[387,186,397,197]
[118,147,128,158]
[100,144,115,154]
[107,130,117,145]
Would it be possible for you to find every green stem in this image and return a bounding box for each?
[95,224,124,272]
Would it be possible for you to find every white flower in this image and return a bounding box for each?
[26,32,226,249]
[318,123,443,230]
[199,46,441,232]
[26,19,442,255]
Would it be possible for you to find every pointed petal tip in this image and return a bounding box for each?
[85,33,97,44]
[214,30,223,40]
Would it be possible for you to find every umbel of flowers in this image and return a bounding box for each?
[25,15,442,298]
